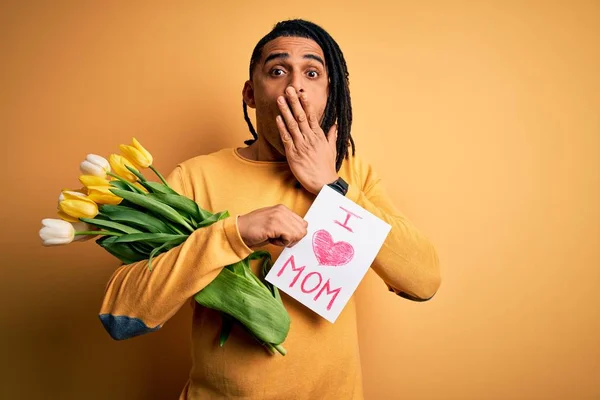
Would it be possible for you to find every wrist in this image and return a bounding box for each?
[312,175,337,194]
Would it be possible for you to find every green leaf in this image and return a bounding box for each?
[238,258,262,287]
[130,242,152,256]
[99,204,175,234]
[79,217,143,234]
[196,210,230,228]
[219,314,234,347]
[139,181,179,195]
[109,179,145,194]
[109,180,134,192]
[116,199,145,212]
[113,233,188,244]
[255,251,282,302]
[125,165,147,182]
[194,267,290,345]
[148,193,202,221]
[96,236,146,265]
[109,188,195,232]
[226,259,246,275]
[199,206,212,219]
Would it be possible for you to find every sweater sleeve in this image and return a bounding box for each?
[345,161,441,302]
[98,165,253,340]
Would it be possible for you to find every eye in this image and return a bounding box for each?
[270,68,286,76]
[307,70,319,78]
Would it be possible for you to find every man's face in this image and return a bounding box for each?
[243,36,329,156]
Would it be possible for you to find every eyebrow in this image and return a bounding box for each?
[263,52,325,67]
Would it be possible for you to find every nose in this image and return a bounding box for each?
[288,71,304,94]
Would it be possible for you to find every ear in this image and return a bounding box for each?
[242,80,256,109]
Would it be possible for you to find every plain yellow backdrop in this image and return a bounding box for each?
[1,1,598,399]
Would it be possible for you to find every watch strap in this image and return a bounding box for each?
[327,176,348,196]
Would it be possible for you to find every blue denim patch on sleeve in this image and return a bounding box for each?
[99,314,161,340]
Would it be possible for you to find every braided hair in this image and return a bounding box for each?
[243,19,355,172]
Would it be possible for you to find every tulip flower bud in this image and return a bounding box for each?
[109,154,138,182]
[39,219,97,245]
[39,218,75,246]
[58,193,98,221]
[58,190,86,203]
[79,175,111,188]
[119,138,153,169]
[80,154,111,178]
[87,185,122,205]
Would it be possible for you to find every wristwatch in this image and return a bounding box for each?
[327,176,349,196]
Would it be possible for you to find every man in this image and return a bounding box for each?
[99,19,441,399]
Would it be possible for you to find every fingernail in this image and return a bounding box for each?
[278,96,286,104]
[286,87,295,95]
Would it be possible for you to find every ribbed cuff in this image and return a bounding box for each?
[223,215,253,260]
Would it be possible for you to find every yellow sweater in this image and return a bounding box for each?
[99,147,440,399]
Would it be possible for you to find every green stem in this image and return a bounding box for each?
[273,343,287,356]
[75,230,122,236]
[106,171,124,181]
[150,165,169,187]
[168,224,185,235]
[106,172,145,194]
[263,343,276,355]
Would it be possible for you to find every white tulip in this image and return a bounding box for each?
[39,218,75,246]
[80,154,111,177]
[39,219,96,246]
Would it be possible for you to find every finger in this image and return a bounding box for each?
[284,87,312,136]
[271,237,288,247]
[299,92,324,137]
[286,214,307,237]
[285,216,308,247]
[279,227,304,247]
[277,204,307,231]
[276,115,296,153]
[288,209,308,229]
[277,93,304,144]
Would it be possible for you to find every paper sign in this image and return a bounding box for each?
[265,185,392,323]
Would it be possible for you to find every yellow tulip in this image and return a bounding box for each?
[58,192,98,221]
[79,175,111,188]
[109,154,138,182]
[58,189,86,203]
[87,185,122,205]
[57,210,79,222]
[119,138,153,169]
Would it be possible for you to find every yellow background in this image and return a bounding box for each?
[1,1,598,399]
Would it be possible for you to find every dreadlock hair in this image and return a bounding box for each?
[243,19,355,172]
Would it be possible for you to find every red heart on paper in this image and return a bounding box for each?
[312,229,354,267]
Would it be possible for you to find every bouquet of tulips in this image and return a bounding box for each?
[39,138,290,355]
